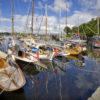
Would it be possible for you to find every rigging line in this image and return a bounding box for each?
[37,16,43,34]
[0,78,12,94]
[37,9,45,34]
[24,2,31,33]
[16,0,30,34]
[33,5,45,35]
[31,0,34,35]
[0,67,18,94]
[4,69,19,87]
[23,1,31,33]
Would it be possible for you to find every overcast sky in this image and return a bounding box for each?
[0,0,100,34]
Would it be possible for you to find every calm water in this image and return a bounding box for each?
[0,52,100,100]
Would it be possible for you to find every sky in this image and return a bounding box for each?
[0,0,100,34]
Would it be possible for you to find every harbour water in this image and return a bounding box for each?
[0,51,100,100]
[0,0,100,99]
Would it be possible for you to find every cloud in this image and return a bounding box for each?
[37,0,72,13]
[0,14,61,34]
[58,11,96,28]
[53,0,70,11]
[97,0,100,10]
[21,0,31,2]
[78,0,100,16]
[67,11,96,26]
[0,26,11,32]
[51,0,72,12]
[0,17,10,22]
[0,11,96,33]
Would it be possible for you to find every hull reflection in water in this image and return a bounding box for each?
[0,50,100,100]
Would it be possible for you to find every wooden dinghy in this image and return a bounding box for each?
[0,51,26,92]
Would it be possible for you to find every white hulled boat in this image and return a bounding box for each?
[0,51,26,92]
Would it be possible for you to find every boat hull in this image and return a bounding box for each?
[0,59,26,92]
[15,57,36,70]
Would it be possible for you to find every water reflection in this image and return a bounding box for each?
[0,49,100,100]
[88,48,100,60]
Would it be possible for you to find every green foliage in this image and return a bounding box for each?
[72,26,78,33]
[64,17,100,38]
[64,26,72,33]
[78,18,100,37]
[64,26,73,39]
[66,33,72,38]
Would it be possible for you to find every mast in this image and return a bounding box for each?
[11,0,15,37]
[59,7,61,40]
[97,0,100,36]
[31,0,34,37]
[97,17,99,35]
[0,2,1,24]
[77,16,80,39]
[65,2,68,40]
[45,4,48,40]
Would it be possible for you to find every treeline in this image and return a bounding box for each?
[0,32,11,35]
[64,17,100,38]
[0,32,26,36]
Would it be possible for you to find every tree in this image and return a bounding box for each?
[64,17,100,39]
[72,26,78,33]
[64,26,72,34]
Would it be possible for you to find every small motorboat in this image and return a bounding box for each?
[15,49,47,69]
[66,43,84,56]
[66,48,80,56]
[30,44,55,61]
[15,50,38,63]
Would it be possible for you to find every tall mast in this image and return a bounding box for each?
[59,7,61,40]
[0,2,1,24]
[66,5,67,35]
[78,16,80,36]
[45,4,48,40]
[31,0,34,36]
[97,0,100,36]
[11,0,15,37]
[97,17,99,35]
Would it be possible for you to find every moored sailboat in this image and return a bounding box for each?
[0,0,26,93]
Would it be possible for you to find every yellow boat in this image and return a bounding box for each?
[66,44,83,56]
[67,55,80,60]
